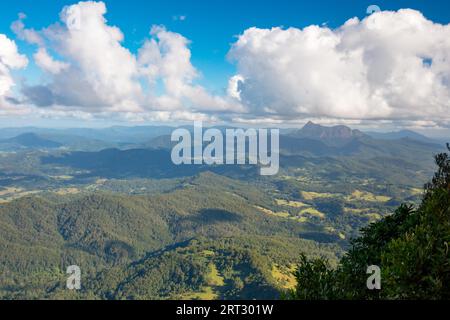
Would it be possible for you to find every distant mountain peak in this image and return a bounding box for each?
[297,122,366,141]
[15,132,40,140]
[4,132,62,149]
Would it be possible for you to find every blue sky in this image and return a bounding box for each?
[0,1,450,132]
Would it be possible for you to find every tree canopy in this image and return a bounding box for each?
[289,144,450,300]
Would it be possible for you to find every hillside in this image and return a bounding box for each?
[290,145,450,299]
[0,133,62,150]
[0,123,446,300]
[0,173,341,299]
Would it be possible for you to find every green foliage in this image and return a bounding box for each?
[289,145,450,300]
[287,255,336,300]
[0,133,445,300]
[0,173,341,299]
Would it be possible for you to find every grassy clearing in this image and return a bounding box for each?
[291,216,309,223]
[298,207,325,219]
[54,188,80,195]
[345,190,391,202]
[0,187,23,196]
[410,188,423,196]
[202,250,215,256]
[256,204,324,221]
[271,264,297,290]
[179,286,217,300]
[276,199,309,208]
[0,189,41,203]
[255,206,290,218]
[301,191,336,201]
[325,226,346,239]
[205,263,225,287]
[179,263,225,300]
[295,176,312,183]
[344,207,382,221]
[50,175,74,181]
[280,175,313,183]
[95,179,108,185]
[366,213,382,221]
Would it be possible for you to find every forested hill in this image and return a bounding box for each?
[290,145,450,300]
[0,173,341,299]
[0,123,446,300]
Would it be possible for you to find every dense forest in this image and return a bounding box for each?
[0,172,342,299]
[0,124,446,300]
[289,145,450,299]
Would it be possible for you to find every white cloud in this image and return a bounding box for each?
[12,1,239,121]
[0,33,28,111]
[138,25,243,113]
[228,9,450,122]
[6,5,450,128]
[12,2,143,112]
[44,1,143,112]
[138,26,198,101]
[11,13,44,46]
[33,48,69,74]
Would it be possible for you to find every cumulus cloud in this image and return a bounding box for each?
[138,25,243,113]
[228,9,450,122]
[24,1,144,112]
[12,1,238,121]
[11,13,44,46]
[33,48,69,74]
[6,4,450,127]
[0,33,28,111]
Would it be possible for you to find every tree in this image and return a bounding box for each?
[288,144,450,300]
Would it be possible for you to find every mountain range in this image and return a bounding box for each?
[0,122,444,151]
[0,121,447,299]
[0,133,62,150]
